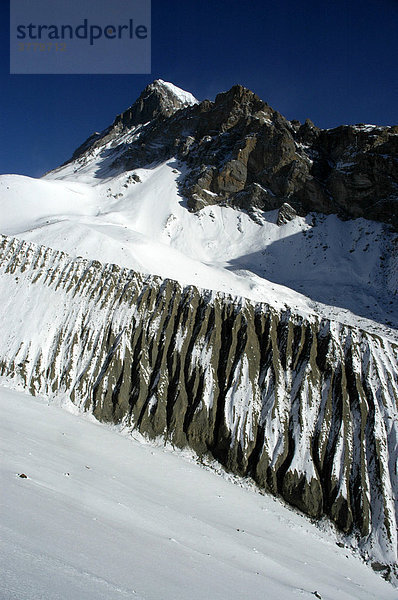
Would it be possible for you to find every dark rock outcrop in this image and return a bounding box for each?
[277,202,297,225]
[67,82,398,228]
[113,79,197,129]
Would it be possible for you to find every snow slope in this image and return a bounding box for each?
[0,157,397,339]
[0,234,396,577]
[1,385,395,600]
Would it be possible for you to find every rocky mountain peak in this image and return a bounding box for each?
[202,84,275,133]
[214,84,265,111]
[67,80,398,229]
[113,79,198,129]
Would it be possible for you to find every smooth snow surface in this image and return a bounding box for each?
[1,385,395,600]
[0,158,397,340]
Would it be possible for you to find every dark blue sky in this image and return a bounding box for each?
[1,0,397,177]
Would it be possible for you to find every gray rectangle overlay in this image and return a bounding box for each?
[10,0,151,74]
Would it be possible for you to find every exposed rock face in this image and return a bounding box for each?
[68,83,398,228]
[277,202,297,225]
[113,79,198,129]
[70,79,198,162]
[0,235,396,577]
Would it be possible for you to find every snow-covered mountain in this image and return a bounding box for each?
[1,80,397,334]
[0,80,397,585]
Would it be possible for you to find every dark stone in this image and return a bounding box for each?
[65,80,398,228]
[277,202,298,225]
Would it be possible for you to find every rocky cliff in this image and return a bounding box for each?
[0,234,396,579]
[70,81,398,228]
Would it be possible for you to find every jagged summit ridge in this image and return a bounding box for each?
[66,79,398,228]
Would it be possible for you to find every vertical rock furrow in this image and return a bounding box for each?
[0,235,396,572]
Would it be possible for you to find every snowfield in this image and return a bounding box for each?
[1,385,396,600]
[0,157,397,340]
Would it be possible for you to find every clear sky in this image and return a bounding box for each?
[1,0,397,177]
